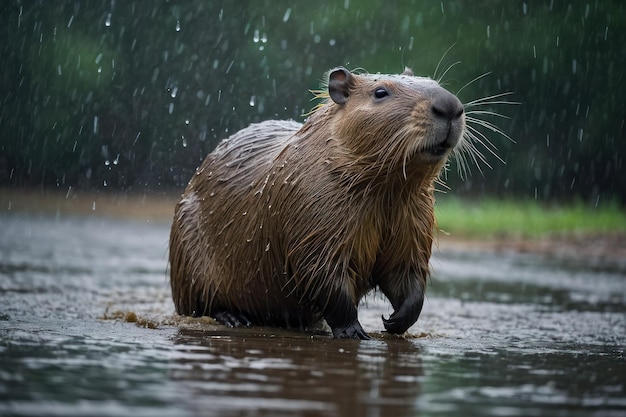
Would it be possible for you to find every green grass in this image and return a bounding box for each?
[434,197,626,238]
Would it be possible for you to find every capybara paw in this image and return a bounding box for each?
[212,310,252,328]
[382,289,424,334]
[331,321,370,340]
[382,306,420,334]
[382,313,408,334]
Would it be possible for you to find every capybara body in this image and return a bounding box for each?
[169,67,465,339]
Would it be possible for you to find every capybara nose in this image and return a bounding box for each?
[431,89,464,121]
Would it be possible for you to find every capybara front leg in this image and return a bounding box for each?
[321,288,370,340]
[381,277,424,334]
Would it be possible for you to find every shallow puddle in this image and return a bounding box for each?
[0,213,624,416]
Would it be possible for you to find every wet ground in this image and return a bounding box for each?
[0,199,624,416]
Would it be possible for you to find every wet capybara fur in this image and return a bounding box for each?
[169,67,465,339]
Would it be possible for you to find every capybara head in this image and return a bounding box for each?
[322,67,465,178]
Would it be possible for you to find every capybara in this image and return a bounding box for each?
[169,67,465,339]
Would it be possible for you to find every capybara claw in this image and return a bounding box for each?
[382,303,421,334]
[382,314,405,334]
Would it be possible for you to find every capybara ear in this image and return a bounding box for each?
[401,67,414,76]
[328,67,353,105]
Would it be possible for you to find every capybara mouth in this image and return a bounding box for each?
[425,143,451,157]
[422,139,454,159]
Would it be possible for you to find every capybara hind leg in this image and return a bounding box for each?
[212,309,252,328]
[322,289,370,340]
[381,278,424,334]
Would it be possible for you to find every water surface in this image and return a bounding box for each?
[0,212,624,416]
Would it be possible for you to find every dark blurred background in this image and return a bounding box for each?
[1,1,624,204]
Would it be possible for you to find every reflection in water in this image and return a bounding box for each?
[170,328,422,417]
[0,213,624,416]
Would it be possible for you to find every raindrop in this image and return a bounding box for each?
[486,25,490,38]
[249,95,256,107]
[182,136,187,147]
[95,53,103,65]
[185,118,190,125]
[253,29,260,43]
[170,86,178,98]
[105,13,111,27]
[265,242,271,252]
[282,8,291,22]
[169,103,174,114]
[92,201,96,211]
[522,2,528,14]
[133,132,141,146]
[113,154,119,165]
[104,160,110,166]
[67,15,74,28]
[329,39,336,46]
[175,20,181,32]
[313,34,321,43]
[103,180,108,187]
[571,59,577,74]
[93,116,99,134]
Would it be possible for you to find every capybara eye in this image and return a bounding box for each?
[374,88,389,99]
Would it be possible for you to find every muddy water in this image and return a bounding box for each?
[0,212,624,417]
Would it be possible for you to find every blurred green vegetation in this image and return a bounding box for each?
[1,1,624,206]
[435,197,626,238]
